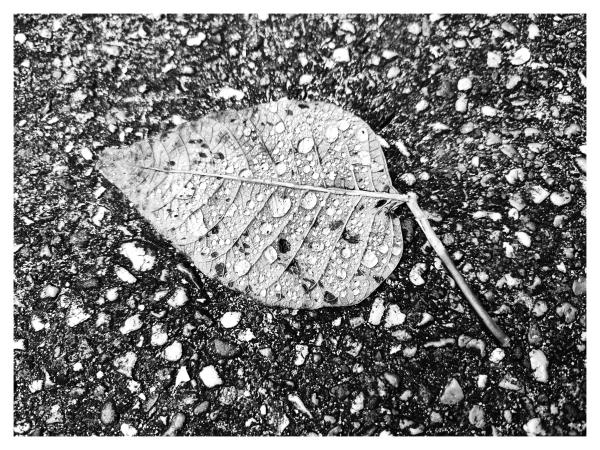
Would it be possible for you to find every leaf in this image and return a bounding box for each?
[97,99,513,345]
[98,99,407,309]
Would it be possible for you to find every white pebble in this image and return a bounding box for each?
[80,147,93,160]
[369,297,386,325]
[40,285,59,299]
[523,418,544,436]
[167,287,189,308]
[409,263,426,285]
[384,304,406,328]
[151,324,168,346]
[515,231,531,247]
[120,423,137,437]
[186,33,206,46]
[529,349,549,383]
[510,47,531,65]
[407,23,421,35]
[115,266,136,283]
[455,95,468,112]
[220,311,241,328]
[199,365,222,388]
[550,192,572,206]
[528,24,540,40]
[164,341,183,361]
[120,242,155,271]
[457,77,472,91]
[487,52,502,68]
[481,106,497,116]
[331,47,350,62]
[387,66,401,78]
[415,99,429,112]
[119,315,143,335]
[489,348,505,363]
[217,87,244,100]
[530,185,550,204]
[299,74,313,85]
[15,33,26,44]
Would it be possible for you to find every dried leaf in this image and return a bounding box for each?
[98,100,405,309]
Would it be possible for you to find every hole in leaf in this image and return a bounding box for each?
[278,238,291,254]
[215,263,227,277]
[324,291,337,304]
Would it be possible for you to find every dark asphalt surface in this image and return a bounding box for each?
[14,14,586,436]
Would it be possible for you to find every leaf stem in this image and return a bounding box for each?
[405,192,511,347]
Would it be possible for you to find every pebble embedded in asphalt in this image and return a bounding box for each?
[440,378,464,405]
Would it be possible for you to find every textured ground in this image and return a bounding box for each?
[13,13,586,436]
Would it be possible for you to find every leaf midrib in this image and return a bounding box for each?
[132,165,409,204]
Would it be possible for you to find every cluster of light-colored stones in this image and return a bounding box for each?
[99,99,404,308]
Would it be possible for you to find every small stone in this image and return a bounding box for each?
[506,75,521,89]
[119,314,143,335]
[409,263,426,285]
[501,21,517,34]
[151,324,168,346]
[407,23,421,35]
[528,23,540,40]
[164,341,183,361]
[523,418,545,436]
[217,87,244,100]
[119,241,155,271]
[163,412,186,436]
[383,372,401,388]
[489,348,505,363]
[295,344,309,365]
[515,232,531,247]
[457,78,472,91]
[487,52,502,68]
[39,28,52,39]
[550,192,572,206]
[80,147,93,160]
[113,351,137,378]
[101,401,117,425]
[384,304,406,328]
[214,339,241,358]
[350,392,365,414]
[220,311,241,328]
[40,285,59,299]
[573,277,586,296]
[387,66,401,78]
[556,302,578,323]
[369,297,386,325]
[187,33,206,46]
[530,186,550,204]
[173,366,190,388]
[120,423,137,437]
[15,33,26,44]
[167,287,188,308]
[415,99,429,112]
[455,96,468,112]
[481,106,497,116]
[331,47,350,62]
[194,401,210,415]
[199,365,222,388]
[469,405,486,428]
[299,74,313,85]
[440,378,464,405]
[511,47,531,65]
[115,266,136,283]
